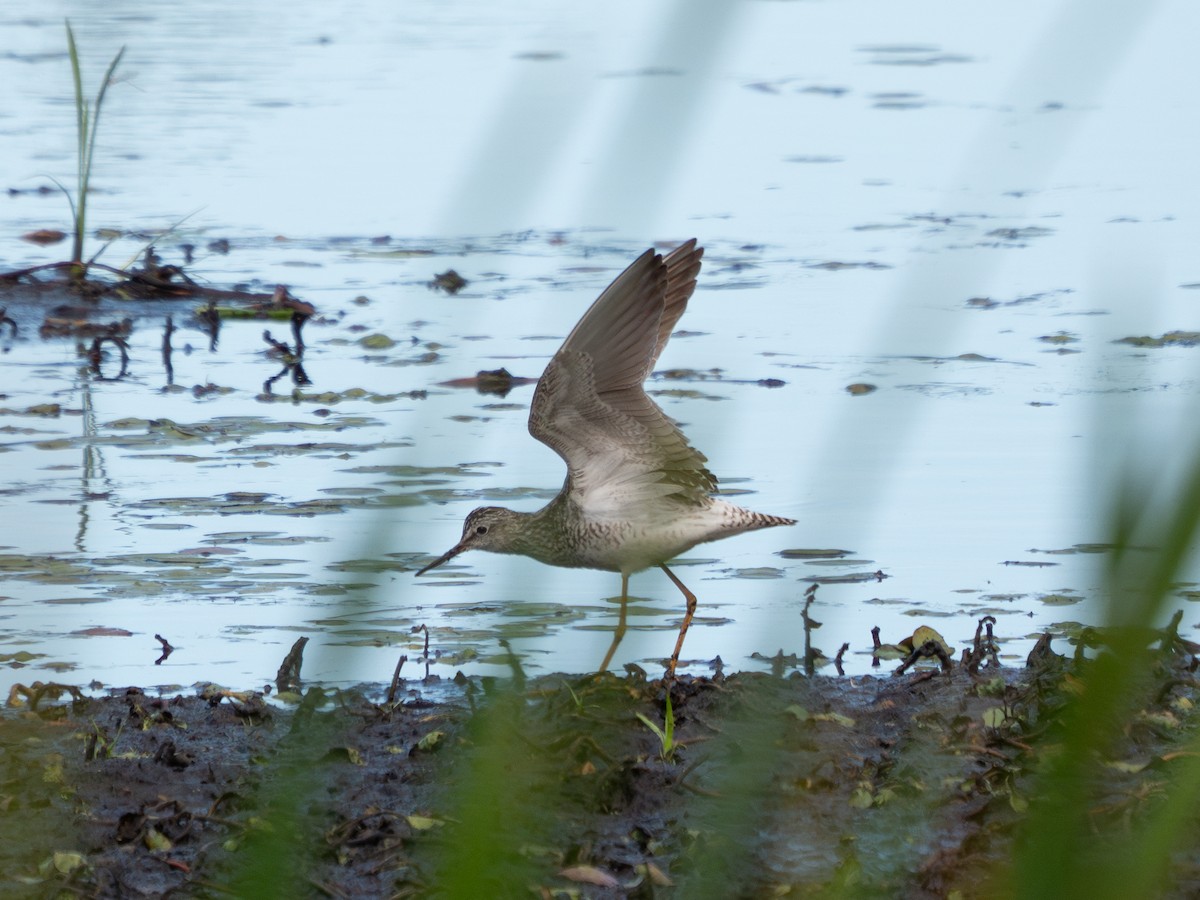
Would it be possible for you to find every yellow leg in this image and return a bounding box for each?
[598,572,630,673]
[660,563,697,680]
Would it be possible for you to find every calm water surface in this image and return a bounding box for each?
[2,1,1200,695]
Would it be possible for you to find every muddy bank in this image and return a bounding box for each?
[4,648,1200,898]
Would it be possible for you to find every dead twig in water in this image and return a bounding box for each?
[800,584,820,676]
[276,636,309,693]
[154,633,174,666]
[411,624,432,680]
[386,655,408,706]
[262,328,311,393]
[833,642,850,676]
[965,615,1001,674]
[87,333,130,380]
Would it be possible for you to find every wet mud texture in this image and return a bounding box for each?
[4,663,1200,898]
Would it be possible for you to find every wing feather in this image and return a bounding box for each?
[529,240,714,514]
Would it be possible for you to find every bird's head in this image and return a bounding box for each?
[414,506,527,575]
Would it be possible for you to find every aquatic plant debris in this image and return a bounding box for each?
[1114,331,1200,348]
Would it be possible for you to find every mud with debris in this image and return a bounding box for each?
[5,639,1200,898]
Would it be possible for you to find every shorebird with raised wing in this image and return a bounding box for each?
[416,240,795,677]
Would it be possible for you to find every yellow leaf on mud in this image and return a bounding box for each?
[812,711,855,728]
[415,730,445,752]
[981,707,1009,728]
[405,814,443,831]
[144,827,173,852]
[785,704,810,722]
[849,786,874,809]
[51,851,86,874]
[908,625,952,655]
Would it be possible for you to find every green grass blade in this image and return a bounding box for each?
[85,45,126,183]
[1015,430,1200,899]
[43,175,77,235]
[65,20,85,268]
[62,20,124,276]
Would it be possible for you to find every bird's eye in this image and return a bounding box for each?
[475,525,488,535]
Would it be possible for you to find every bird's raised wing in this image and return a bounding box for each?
[528,240,715,513]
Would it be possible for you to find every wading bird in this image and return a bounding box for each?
[416,240,795,677]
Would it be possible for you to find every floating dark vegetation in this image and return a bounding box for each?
[1,24,314,358]
[1115,331,1200,348]
[655,367,788,389]
[803,568,888,584]
[428,269,468,295]
[5,612,1200,896]
[984,226,1056,243]
[805,259,892,271]
[777,547,855,560]
[1,242,286,308]
[966,287,1073,310]
[438,367,538,397]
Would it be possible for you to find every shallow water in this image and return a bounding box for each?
[2,1,1200,695]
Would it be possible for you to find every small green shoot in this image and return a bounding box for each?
[636,694,677,760]
[62,21,125,282]
[561,679,583,710]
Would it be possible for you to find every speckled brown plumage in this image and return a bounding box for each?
[416,241,795,678]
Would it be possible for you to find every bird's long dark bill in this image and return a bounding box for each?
[414,542,466,576]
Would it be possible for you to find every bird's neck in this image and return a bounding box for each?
[505,500,574,566]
